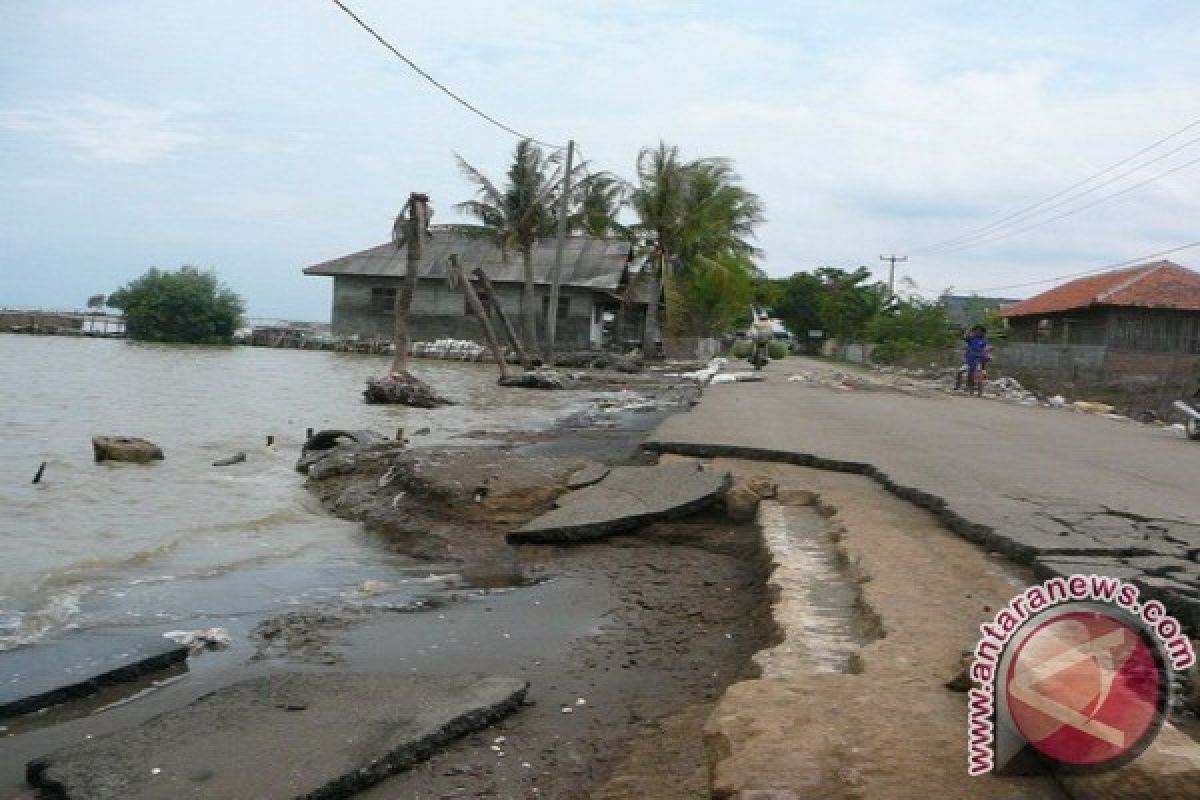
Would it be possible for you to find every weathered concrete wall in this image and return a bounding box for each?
[994,342,1107,379]
[330,276,598,349]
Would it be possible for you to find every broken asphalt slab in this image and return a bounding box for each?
[1,631,187,720]
[26,672,528,800]
[507,462,731,544]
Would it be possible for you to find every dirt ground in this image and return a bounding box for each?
[326,513,777,799]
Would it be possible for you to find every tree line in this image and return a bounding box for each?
[449,139,765,361]
[100,136,966,360]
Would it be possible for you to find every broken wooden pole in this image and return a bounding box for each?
[449,256,508,379]
[306,427,314,440]
[472,267,526,366]
[32,462,46,484]
[266,435,275,447]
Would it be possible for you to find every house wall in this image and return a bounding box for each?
[1006,307,1200,352]
[330,275,599,349]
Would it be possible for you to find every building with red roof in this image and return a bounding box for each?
[999,261,1200,353]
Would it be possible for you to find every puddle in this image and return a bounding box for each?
[758,501,874,674]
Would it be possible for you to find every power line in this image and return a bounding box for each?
[960,240,1200,294]
[910,116,1200,255]
[329,0,563,150]
[927,154,1200,256]
[919,134,1200,255]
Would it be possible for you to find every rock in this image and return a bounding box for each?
[724,483,761,521]
[746,475,778,499]
[211,451,246,467]
[508,462,731,543]
[25,673,528,800]
[497,370,568,390]
[296,429,391,475]
[364,372,453,407]
[91,435,163,464]
[1047,394,1067,408]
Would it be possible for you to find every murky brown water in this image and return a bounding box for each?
[0,335,606,652]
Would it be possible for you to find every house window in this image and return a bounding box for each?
[541,296,570,320]
[371,287,397,312]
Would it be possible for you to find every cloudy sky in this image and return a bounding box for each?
[3,1,1199,320]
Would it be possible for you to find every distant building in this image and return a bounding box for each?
[998,260,1200,352]
[942,295,1020,327]
[994,261,1200,409]
[302,226,649,350]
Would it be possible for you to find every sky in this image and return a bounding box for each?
[3,1,1200,320]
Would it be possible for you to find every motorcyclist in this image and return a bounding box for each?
[750,310,773,369]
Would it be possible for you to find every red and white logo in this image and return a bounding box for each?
[1003,609,1163,767]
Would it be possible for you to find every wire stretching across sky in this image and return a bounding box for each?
[909,116,1200,256]
[959,240,1200,294]
[924,153,1200,256]
[329,0,564,150]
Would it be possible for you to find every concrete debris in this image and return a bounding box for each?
[161,627,231,654]
[673,357,726,384]
[508,462,731,543]
[1073,400,1116,415]
[26,673,528,800]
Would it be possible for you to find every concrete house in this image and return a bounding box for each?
[303,226,649,350]
[996,260,1200,401]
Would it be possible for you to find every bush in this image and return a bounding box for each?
[767,341,788,360]
[108,266,244,344]
[730,340,753,358]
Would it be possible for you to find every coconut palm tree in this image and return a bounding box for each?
[629,142,764,355]
[455,140,561,367]
[575,171,629,238]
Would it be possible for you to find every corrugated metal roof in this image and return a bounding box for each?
[998,261,1200,317]
[303,226,634,290]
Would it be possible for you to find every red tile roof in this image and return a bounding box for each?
[998,261,1200,317]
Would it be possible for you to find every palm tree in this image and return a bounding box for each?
[389,192,431,376]
[629,142,764,355]
[575,172,628,238]
[456,140,561,367]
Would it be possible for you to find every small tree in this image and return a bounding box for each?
[86,293,107,310]
[867,298,956,364]
[108,266,244,344]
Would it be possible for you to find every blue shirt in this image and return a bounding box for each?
[965,334,988,360]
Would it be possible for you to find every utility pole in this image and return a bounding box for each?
[544,139,575,364]
[879,254,907,302]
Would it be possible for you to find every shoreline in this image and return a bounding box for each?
[4,367,781,798]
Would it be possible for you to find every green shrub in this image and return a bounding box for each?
[109,266,244,344]
[730,340,753,358]
[767,341,788,360]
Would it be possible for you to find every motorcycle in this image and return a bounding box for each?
[1173,397,1200,440]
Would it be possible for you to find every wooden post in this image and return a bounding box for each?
[472,267,527,367]
[544,139,575,365]
[32,462,46,484]
[449,256,509,379]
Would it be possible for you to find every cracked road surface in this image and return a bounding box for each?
[648,356,1200,633]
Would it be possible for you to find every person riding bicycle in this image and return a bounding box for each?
[960,324,989,392]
